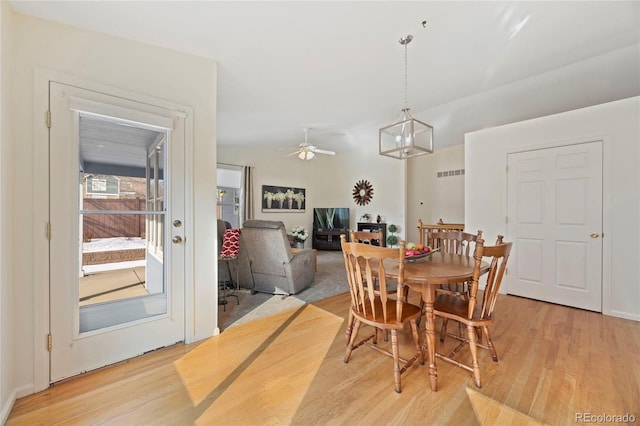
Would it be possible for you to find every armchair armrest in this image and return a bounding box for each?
[284,249,315,294]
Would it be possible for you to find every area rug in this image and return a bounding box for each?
[219,250,348,330]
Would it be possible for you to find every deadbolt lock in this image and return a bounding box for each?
[173,220,182,228]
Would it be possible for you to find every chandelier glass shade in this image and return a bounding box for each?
[379,34,434,159]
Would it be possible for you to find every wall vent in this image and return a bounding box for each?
[437,169,465,178]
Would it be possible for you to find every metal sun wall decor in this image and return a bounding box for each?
[262,185,306,212]
[352,180,373,206]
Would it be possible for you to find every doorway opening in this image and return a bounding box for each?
[216,165,242,228]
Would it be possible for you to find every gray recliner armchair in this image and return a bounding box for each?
[241,220,315,296]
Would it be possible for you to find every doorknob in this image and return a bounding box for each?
[590,232,600,238]
[172,236,183,244]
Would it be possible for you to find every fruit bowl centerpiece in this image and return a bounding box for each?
[405,243,438,262]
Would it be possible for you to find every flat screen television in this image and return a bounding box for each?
[313,208,349,231]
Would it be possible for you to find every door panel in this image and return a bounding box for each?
[49,82,185,381]
[556,241,587,289]
[516,238,544,284]
[507,141,603,311]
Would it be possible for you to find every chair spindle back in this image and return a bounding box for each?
[417,219,465,247]
[466,237,512,320]
[341,234,406,323]
[426,230,482,255]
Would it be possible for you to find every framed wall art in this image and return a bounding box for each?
[262,185,306,212]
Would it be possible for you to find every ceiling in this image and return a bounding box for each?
[11,1,640,154]
[79,115,164,177]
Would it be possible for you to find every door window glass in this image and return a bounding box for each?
[79,114,168,331]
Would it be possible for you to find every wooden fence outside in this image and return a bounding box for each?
[83,198,146,240]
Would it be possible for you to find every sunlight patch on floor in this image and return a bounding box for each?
[466,386,546,425]
[173,304,343,424]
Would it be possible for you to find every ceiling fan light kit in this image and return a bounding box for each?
[379,34,434,160]
[298,150,315,160]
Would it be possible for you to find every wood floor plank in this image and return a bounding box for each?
[7,293,640,425]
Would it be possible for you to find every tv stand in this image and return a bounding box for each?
[312,229,347,250]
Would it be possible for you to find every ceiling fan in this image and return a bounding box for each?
[288,128,336,160]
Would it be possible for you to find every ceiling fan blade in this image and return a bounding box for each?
[314,148,336,156]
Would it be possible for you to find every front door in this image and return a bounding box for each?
[49,82,186,382]
[506,141,603,311]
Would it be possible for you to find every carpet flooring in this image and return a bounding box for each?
[218,250,348,330]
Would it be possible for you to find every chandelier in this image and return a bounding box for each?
[379,34,434,159]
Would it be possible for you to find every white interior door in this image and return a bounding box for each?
[49,82,186,382]
[507,141,603,311]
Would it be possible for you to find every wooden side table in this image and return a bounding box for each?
[291,248,318,271]
[356,222,387,246]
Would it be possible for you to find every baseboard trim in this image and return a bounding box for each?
[607,310,640,322]
[0,389,17,425]
[1,383,34,423]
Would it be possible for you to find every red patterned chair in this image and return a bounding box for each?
[217,220,239,308]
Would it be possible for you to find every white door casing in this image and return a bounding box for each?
[507,141,603,311]
[49,82,186,381]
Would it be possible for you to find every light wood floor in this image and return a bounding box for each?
[7,292,640,425]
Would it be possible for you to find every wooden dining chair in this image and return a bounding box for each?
[345,229,408,344]
[428,229,482,297]
[434,237,512,388]
[344,230,385,344]
[427,233,504,321]
[340,235,424,393]
[416,230,483,337]
[417,218,465,247]
[428,229,480,255]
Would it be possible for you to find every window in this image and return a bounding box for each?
[91,178,107,192]
[216,165,242,228]
[85,175,120,196]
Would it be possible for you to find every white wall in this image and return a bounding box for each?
[0,1,15,423]
[466,97,640,321]
[218,142,407,243]
[406,144,465,243]
[5,10,218,403]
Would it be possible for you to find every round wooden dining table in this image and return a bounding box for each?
[386,251,489,392]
